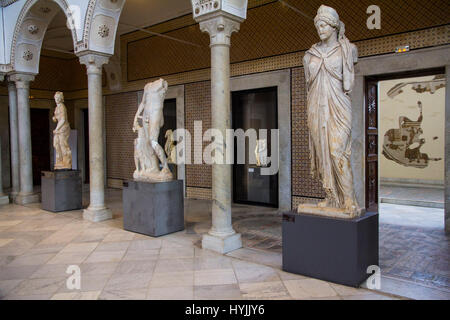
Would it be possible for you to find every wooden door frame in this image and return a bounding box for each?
[351,45,450,231]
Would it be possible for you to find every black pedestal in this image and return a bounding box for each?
[123,180,184,237]
[41,170,82,212]
[282,211,379,287]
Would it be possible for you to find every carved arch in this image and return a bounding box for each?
[10,0,79,73]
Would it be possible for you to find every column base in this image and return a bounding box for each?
[14,193,40,205]
[202,232,242,254]
[83,207,112,222]
[0,195,9,205]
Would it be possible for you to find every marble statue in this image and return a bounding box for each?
[298,5,361,219]
[133,79,174,182]
[255,139,269,167]
[52,91,72,170]
[164,129,177,164]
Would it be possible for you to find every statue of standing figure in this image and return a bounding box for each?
[52,91,72,170]
[133,78,174,182]
[298,5,361,218]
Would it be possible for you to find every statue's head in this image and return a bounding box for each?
[54,91,64,103]
[314,5,340,41]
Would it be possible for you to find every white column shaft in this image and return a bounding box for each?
[8,82,20,195]
[210,44,234,236]
[16,82,33,195]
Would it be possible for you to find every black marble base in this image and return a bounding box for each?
[282,211,379,287]
[123,180,184,237]
[41,170,82,212]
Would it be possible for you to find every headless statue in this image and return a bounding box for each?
[53,91,72,170]
[133,79,173,182]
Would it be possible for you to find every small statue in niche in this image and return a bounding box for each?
[52,91,72,170]
[164,129,177,164]
[298,5,361,218]
[133,78,174,182]
[255,139,269,167]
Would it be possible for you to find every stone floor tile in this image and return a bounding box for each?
[99,288,147,300]
[58,274,110,293]
[330,283,373,296]
[51,291,101,300]
[104,273,153,291]
[80,262,119,276]
[149,271,194,288]
[0,279,24,298]
[7,252,56,266]
[194,269,238,286]
[84,250,126,263]
[159,247,194,259]
[284,279,338,298]
[0,265,41,280]
[233,263,280,284]
[128,239,162,251]
[154,258,195,273]
[95,241,131,252]
[239,281,290,299]
[9,277,66,296]
[194,256,233,271]
[102,231,135,243]
[46,251,91,265]
[122,249,160,261]
[114,260,157,275]
[60,242,99,253]
[194,284,243,300]
[0,239,14,247]
[30,264,71,279]
[147,286,194,300]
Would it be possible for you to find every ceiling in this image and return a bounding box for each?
[43,0,193,56]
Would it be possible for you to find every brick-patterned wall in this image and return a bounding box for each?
[185,81,212,189]
[105,91,138,181]
[291,68,326,202]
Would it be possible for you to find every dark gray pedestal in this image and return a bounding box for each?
[282,211,379,287]
[41,170,82,212]
[123,180,184,237]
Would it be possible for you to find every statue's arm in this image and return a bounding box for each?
[133,101,145,130]
[303,53,311,89]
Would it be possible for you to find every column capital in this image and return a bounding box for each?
[8,73,35,89]
[199,14,242,47]
[79,53,110,75]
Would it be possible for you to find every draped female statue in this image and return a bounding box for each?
[298,5,361,218]
[52,91,72,170]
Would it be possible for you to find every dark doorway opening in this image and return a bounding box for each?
[30,108,50,186]
[159,98,177,179]
[232,87,279,208]
[83,108,90,183]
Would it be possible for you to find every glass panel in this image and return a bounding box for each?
[232,87,278,207]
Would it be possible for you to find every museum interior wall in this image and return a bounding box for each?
[0,0,449,209]
[378,75,446,187]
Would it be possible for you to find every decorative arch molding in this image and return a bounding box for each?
[8,0,78,73]
[75,0,125,56]
[1,0,124,74]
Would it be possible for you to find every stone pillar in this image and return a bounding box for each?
[0,141,9,205]
[9,74,39,205]
[200,15,243,254]
[7,80,20,199]
[79,53,112,222]
[445,65,450,233]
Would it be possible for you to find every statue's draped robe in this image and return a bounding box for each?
[303,41,358,208]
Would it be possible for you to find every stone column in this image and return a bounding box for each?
[200,15,243,254]
[79,53,112,222]
[7,80,20,199]
[0,141,9,205]
[9,74,39,205]
[445,65,450,233]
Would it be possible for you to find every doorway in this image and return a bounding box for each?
[365,68,448,292]
[30,108,50,186]
[160,98,177,179]
[232,87,279,208]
